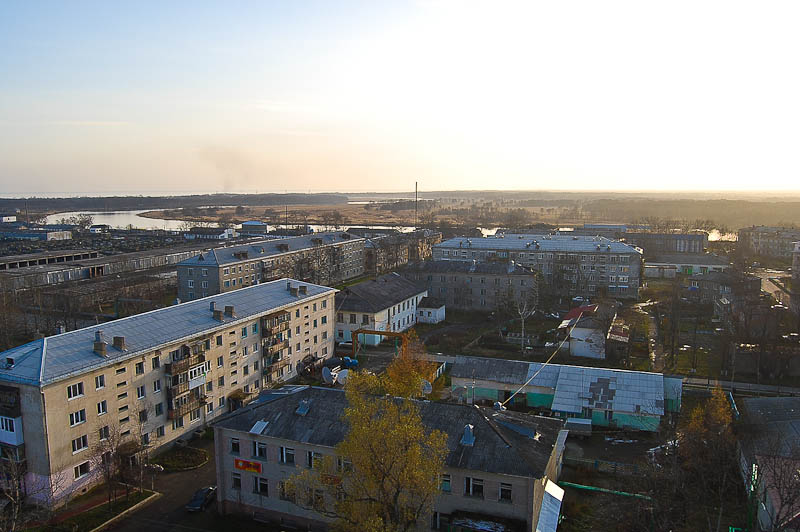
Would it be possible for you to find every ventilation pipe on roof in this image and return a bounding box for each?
[213,309,224,322]
[94,330,108,357]
[210,301,216,312]
[113,336,127,351]
[299,285,307,295]
[224,305,235,317]
[286,281,292,291]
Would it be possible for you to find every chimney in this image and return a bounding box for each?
[290,287,299,296]
[113,336,127,351]
[210,301,216,312]
[286,281,292,291]
[299,285,307,295]
[94,330,107,357]
[224,305,235,317]
[213,309,224,321]
[56,325,66,334]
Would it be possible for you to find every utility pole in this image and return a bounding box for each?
[414,181,418,230]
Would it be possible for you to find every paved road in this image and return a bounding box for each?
[112,438,281,532]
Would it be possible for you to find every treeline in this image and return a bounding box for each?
[583,199,800,229]
[0,193,348,214]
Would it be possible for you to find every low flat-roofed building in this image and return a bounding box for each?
[213,385,568,531]
[449,355,682,432]
[417,297,445,324]
[0,279,336,502]
[645,253,730,276]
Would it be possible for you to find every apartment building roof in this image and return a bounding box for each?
[335,273,426,314]
[178,232,362,267]
[0,279,336,387]
[738,397,800,457]
[215,386,564,479]
[435,235,641,254]
[450,355,671,416]
[402,260,535,276]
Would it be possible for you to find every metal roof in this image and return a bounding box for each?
[435,234,641,254]
[647,253,730,266]
[402,260,535,276]
[178,232,363,267]
[0,279,335,387]
[450,355,667,416]
[335,273,427,313]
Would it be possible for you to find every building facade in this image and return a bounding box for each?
[0,280,335,501]
[177,233,365,301]
[213,386,567,531]
[334,273,427,345]
[644,253,730,277]
[623,232,707,256]
[738,226,800,259]
[399,260,539,312]
[432,235,641,299]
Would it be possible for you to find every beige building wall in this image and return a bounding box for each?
[13,290,335,500]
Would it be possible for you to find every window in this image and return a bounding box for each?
[69,409,86,426]
[321,316,327,325]
[156,425,165,438]
[97,400,107,416]
[206,381,213,392]
[252,323,258,334]
[142,433,150,446]
[135,362,144,375]
[116,367,126,375]
[136,385,146,399]
[172,416,184,430]
[74,461,90,480]
[190,408,201,423]
[232,473,241,490]
[71,435,88,454]
[243,365,249,376]
[254,441,267,458]
[152,357,160,370]
[95,375,105,390]
[219,397,225,408]
[216,335,223,346]
[206,402,213,414]
[440,474,451,492]
[499,483,512,502]
[307,451,321,468]
[322,299,327,309]
[349,314,356,324]
[464,477,484,498]
[99,425,109,440]
[280,446,295,465]
[254,477,269,496]
[279,481,293,501]
[153,379,161,393]
[253,342,259,353]
[139,409,148,423]
[67,382,84,400]
[337,312,343,322]
[217,356,223,368]
[117,380,127,388]
[155,403,164,416]
[1,417,14,432]
[120,416,130,424]
[241,327,248,338]
[231,438,240,454]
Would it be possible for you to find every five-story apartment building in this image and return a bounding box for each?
[0,279,335,501]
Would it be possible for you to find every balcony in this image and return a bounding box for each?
[168,393,206,420]
[263,355,290,373]
[165,352,206,376]
[168,380,190,398]
[263,339,289,356]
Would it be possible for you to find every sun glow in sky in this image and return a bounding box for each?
[1,0,799,194]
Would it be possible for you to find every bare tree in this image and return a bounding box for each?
[0,450,68,532]
[505,275,539,355]
[752,436,800,532]
[91,421,125,511]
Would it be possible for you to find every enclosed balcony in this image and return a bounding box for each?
[263,339,289,356]
[165,350,206,376]
[261,311,290,337]
[168,391,206,419]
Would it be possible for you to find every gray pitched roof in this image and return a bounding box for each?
[0,279,336,387]
[179,232,363,267]
[435,235,641,254]
[214,386,564,478]
[335,273,427,313]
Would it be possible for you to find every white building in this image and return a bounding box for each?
[335,273,427,346]
[417,297,446,324]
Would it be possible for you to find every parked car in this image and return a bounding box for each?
[185,486,217,512]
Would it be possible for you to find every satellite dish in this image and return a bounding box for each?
[337,369,349,386]
[421,379,433,395]
[322,367,334,384]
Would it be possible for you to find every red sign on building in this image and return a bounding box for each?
[234,458,262,473]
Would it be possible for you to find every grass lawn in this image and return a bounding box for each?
[672,346,723,377]
[151,445,208,471]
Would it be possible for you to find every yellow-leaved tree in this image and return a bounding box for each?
[288,336,448,532]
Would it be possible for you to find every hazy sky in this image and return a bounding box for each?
[1,1,799,195]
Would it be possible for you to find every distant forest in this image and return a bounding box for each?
[582,199,800,230]
[0,193,348,214]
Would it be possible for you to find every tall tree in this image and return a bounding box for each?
[288,371,448,532]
